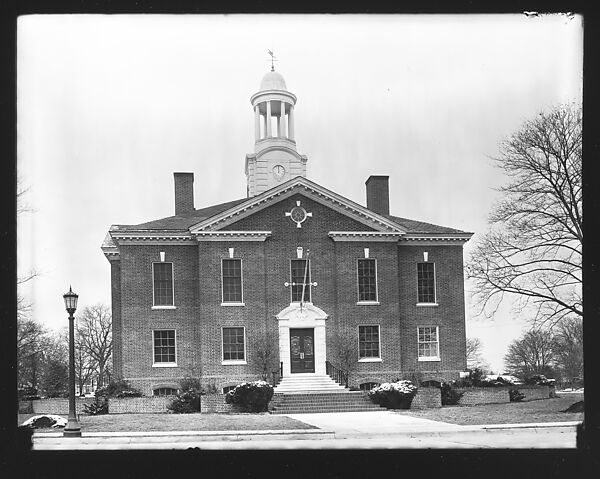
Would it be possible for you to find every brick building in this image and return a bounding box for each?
[102,68,473,396]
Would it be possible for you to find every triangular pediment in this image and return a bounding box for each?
[188,177,407,234]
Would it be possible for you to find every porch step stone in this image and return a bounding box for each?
[270,391,382,414]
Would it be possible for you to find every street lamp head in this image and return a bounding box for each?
[63,286,78,315]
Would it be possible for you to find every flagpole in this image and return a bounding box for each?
[300,249,310,311]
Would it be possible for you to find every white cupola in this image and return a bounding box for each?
[245,66,308,197]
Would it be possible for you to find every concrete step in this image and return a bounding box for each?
[270,390,382,414]
[273,374,351,398]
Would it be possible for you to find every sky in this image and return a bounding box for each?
[17,14,582,374]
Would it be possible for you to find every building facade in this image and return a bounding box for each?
[102,68,473,396]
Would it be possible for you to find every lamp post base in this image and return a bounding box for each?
[63,419,81,437]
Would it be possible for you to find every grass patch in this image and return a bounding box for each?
[18,412,318,433]
[395,393,584,425]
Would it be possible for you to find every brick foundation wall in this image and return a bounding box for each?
[108,397,172,414]
[455,387,510,405]
[515,385,550,401]
[200,394,237,413]
[411,387,442,409]
[27,398,95,415]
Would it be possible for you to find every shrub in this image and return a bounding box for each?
[225,380,274,412]
[83,397,108,415]
[440,382,464,406]
[167,377,203,414]
[368,380,418,409]
[18,386,41,401]
[509,389,525,402]
[96,379,143,399]
[524,374,554,386]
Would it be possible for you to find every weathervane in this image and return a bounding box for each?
[267,49,278,71]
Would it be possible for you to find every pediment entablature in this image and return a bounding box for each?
[189,177,407,235]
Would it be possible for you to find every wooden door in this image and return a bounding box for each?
[290,328,315,373]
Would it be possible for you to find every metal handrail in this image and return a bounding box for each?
[325,360,348,387]
[271,361,283,387]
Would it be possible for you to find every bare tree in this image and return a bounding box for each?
[39,330,69,397]
[504,329,556,379]
[76,304,112,388]
[331,334,358,387]
[466,337,489,372]
[551,317,583,384]
[467,104,582,328]
[75,328,98,395]
[17,317,46,390]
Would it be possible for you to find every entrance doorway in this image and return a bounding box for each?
[290,328,315,373]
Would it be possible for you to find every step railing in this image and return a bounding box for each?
[271,362,283,387]
[325,361,348,387]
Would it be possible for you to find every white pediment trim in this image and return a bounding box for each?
[276,302,329,322]
[192,231,272,242]
[328,231,404,242]
[189,177,407,234]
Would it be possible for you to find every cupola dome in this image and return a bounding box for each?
[260,70,287,91]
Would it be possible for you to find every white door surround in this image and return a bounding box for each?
[276,303,328,377]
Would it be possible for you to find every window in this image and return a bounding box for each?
[290,259,311,303]
[417,262,436,303]
[359,382,380,392]
[222,385,236,394]
[222,327,245,362]
[153,387,178,396]
[222,259,243,303]
[359,325,380,359]
[153,330,176,365]
[153,263,174,306]
[357,259,378,302]
[418,326,440,361]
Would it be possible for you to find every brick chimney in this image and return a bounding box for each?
[174,172,194,215]
[365,175,390,216]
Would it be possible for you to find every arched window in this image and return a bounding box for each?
[359,382,380,391]
[153,387,178,396]
[420,380,441,388]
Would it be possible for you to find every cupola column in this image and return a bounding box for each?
[254,105,260,141]
[280,101,287,138]
[288,106,295,141]
[266,100,272,137]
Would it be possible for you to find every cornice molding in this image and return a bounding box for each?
[110,231,195,245]
[399,233,473,245]
[328,231,404,242]
[192,231,272,242]
[101,247,120,261]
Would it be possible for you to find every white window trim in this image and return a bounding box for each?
[357,324,382,361]
[152,262,175,307]
[417,326,441,362]
[357,257,379,304]
[221,258,244,305]
[289,258,311,303]
[221,326,247,365]
[416,261,437,305]
[152,329,177,367]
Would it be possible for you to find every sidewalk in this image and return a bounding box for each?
[31,411,581,450]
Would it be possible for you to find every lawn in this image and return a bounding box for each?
[396,393,584,425]
[18,412,318,433]
[18,393,584,432]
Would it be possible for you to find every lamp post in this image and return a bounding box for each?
[63,286,81,437]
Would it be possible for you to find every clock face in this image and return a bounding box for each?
[290,206,307,223]
[273,164,286,180]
